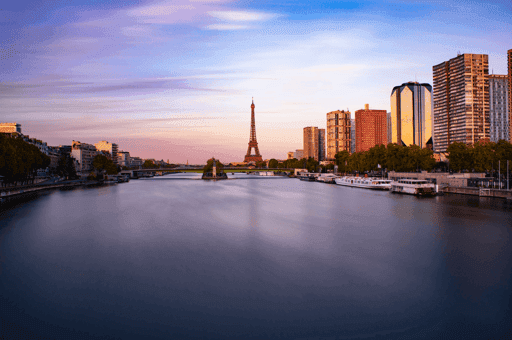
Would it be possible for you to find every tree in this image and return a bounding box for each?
[143,160,155,169]
[268,159,278,168]
[93,154,118,176]
[334,150,350,173]
[447,142,472,172]
[203,159,224,174]
[0,134,51,185]
[56,154,77,179]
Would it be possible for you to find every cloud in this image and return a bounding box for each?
[208,10,280,22]
[206,24,251,30]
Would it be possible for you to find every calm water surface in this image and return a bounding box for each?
[1,173,512,339]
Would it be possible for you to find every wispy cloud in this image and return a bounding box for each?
[208,10,280,22]
[205,24,250,30]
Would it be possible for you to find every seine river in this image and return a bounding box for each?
[1,173,512,340]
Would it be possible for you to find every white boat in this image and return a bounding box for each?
[390,179,436,196]
[316,174,338,184]
[334,176,392,190]
[258,171,274,176]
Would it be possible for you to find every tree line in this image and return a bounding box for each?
[334,144,436,174]
[446,140,512,173]
[0,133,51,186]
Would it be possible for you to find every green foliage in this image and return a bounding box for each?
[334,150,350,173]
[93,154,118,175]
[447,140,512,173]
[203,159,224,173]
[268,159,278,168]
[342,143,436,173]
[56,154,77,179]
[143,160,156,169]
[0,134,51,184]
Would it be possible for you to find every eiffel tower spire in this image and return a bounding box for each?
[244,98,263,163]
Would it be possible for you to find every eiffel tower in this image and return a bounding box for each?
[244,98,263,163]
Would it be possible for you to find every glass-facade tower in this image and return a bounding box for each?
[390,82,433,148]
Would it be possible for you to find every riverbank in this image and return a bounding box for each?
[0,180,109,201]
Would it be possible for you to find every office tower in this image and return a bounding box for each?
[387,112,392,144]
[303,127,325,161]
[94,140,119,165]
[390,82,433,148]
[350,119,356,153]
[432,54,489,152]
[489,75,509,142]
[355,104,387,152]
[508,49,512,142]
[326,110,351,160]
[318,129,325,161]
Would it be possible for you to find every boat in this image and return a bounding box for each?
[298,173,316,181]
[334,176,392,190]
[316,174,338,184]
[390,179,436,196]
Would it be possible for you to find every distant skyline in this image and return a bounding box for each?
[1,0,511,163]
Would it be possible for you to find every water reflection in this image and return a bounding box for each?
[0,177,511,339]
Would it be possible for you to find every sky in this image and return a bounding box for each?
[1,0,511,164]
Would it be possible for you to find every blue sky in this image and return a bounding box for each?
[1,0,511,163]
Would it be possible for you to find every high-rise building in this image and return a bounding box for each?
[318,129,325,161]
[303,127,325,161]
[489,75,509,142]
[390,82,433,148]
[94,140,119,165]
[387,112,392,144]
[432,54,489,152]
[355,104,387,153]
[508,49,512,142]
[287,152,294,160]
[350,119,356,153]
[295,149,304,160]
[303,127,318,161]
[326,110,351,160]
[0,123,21,134]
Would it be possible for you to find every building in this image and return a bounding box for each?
[326,110,351,160]
[318,129,325,161]
[390,82,433,148]
[387,112,392,144]
[508,49,512,142]
[350,119,356,153]
[287,152,294,160]
[489,74,509,142]
[71,141,98,176]
[432,53,489,152]
[117,151,131,168]
[94,141,119,165]
[295,149,304,160]
[355,104,388,153]
[130,157,143,168]
[303,127,325,161]
[0,123,21,134]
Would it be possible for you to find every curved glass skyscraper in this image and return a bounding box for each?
[390,82,433,149]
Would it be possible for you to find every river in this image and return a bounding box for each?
[1,173,512,339]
